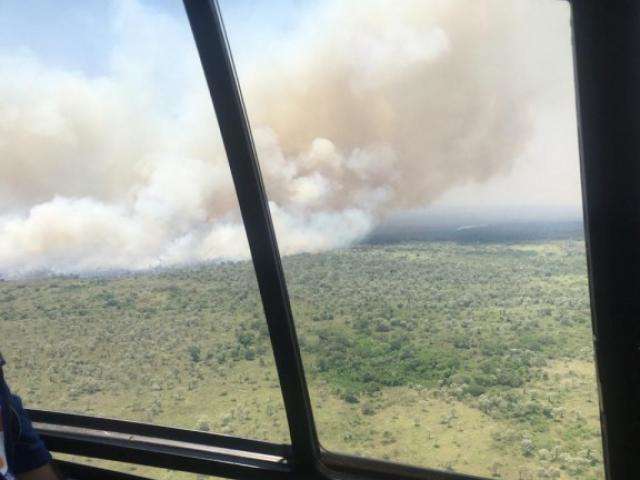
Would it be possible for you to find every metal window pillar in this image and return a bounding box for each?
[571,1,640,478]
[182,0,320,474]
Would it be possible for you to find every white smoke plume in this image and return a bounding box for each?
[0,0,572,277]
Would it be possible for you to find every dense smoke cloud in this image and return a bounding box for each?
[0,0,571,277]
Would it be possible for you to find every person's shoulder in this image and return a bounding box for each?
[5,388,53,474]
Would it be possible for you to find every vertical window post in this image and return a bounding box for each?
[182,0,319,472]
[572,1,640,478]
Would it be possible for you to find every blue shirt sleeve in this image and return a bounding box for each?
[8,394,52,474]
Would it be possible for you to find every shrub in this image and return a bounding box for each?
[188,345,201,363]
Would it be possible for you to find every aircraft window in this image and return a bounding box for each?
[220,0,604,478]
[0,1,289,443]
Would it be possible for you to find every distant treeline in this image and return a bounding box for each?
[362,220,584,245]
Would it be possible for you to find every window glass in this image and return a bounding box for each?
[220,0,604,478]
[0,0,288,443]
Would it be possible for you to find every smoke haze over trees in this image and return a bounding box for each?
[0,0,577,277]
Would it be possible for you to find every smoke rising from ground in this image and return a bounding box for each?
[0,0,572,277]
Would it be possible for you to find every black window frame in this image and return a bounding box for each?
[23,0,640,479]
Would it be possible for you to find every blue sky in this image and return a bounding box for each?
[0,0,311,75]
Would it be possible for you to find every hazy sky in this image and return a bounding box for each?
[223,1,582,212]
[0,0,582,276]
[0,0,581,207]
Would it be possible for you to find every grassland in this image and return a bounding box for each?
[0,239,603,480]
